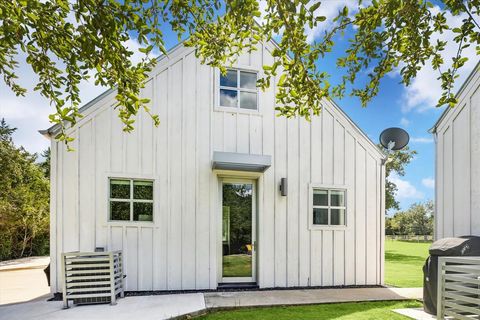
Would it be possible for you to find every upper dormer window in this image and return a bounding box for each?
[219,68,258,110]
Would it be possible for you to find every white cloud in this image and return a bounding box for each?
[389,172,425,200]
[257,0,268,21]
[410,137,434,144]
[0,37,155,154]
[305,1,360,44]
[256,1,357,42]
[0,53,105,154]
[400,117,410,127]
[123,38,161,65]
[401,6,478,113]
[422,177,435,189]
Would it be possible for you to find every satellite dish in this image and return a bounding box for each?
[379,127,409,151]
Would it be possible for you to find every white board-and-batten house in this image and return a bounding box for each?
[430,62,480,239]
[41,39,387,294]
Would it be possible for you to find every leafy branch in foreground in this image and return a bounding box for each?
[1,0,479,146]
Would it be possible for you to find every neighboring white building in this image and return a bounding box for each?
[431,62,480,240]
[41,40,386,294]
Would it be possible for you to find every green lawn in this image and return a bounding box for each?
[385,240,431,287]
[222,254,252,277]
[198,241,428,319]
[197,300,422,319]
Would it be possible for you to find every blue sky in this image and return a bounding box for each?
[0,1,477,213]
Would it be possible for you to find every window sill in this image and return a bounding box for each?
[214,106,262,116]
[106,221,155,227]
[309,225,348,231]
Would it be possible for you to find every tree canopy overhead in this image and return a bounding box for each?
[1,0,479,145]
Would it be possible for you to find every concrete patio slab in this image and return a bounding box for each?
[0,256,50,271]
[0,294,206,320]
[0,257,50,305]
[204,287,423,308]
[0,287,423,319]
[393,308,436,320]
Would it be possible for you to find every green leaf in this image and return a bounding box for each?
[310,2,320,13]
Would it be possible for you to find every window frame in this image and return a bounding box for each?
[108,177,154,223]
[218,68,259,111]
[309,184,347,230]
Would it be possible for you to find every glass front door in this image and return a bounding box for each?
[221,180,256,282]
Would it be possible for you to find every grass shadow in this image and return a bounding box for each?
[385,251,427,264]
[394,240,432,244]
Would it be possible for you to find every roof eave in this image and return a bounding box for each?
[326,98,387,161]
[37,41,189,138]
[38,129,51,139]
[429,60,480,134]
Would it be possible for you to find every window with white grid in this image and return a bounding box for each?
[312,189,346,226]
[219,68,258,110]
[109,179,153,222]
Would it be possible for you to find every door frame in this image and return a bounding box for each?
[218,177,257,284]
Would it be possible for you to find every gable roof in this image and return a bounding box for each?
[39,38,386,160]
[265,40,385,160]
[326,98,386,160]
[38,41,186,138]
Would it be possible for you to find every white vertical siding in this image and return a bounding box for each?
[50,42,385,293]
[168,60,183,290]
[355,144,366,285]
[195,61,212,289]
[182,52,197,289]
[344,132,356,285]
[471,88,480,236]
[259,46,276,288]
[49,140,58,293]
[435,130,444,238]
[125,227,138,290]
[452,108,470,236]
[94,109,110,250]
[298,118,311,287]
[286,118,299,287]
[62,135,78,253]
[434,67,480,239]
[366,154,378,284]
[154,69,169,290]
[79,121,95,251]
[274,114,287,287]
[333,120,346,286]
[139,227,153,290]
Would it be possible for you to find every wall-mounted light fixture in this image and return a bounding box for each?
[280,178,288,196]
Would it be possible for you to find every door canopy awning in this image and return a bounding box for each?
[212,152,271,172]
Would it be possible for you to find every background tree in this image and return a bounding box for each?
[39,148,51,179]
[381,145,417,211]
[408,201,434,236]
[0,119,50,260]
[1,1,480,145]
[386,200,434,236]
